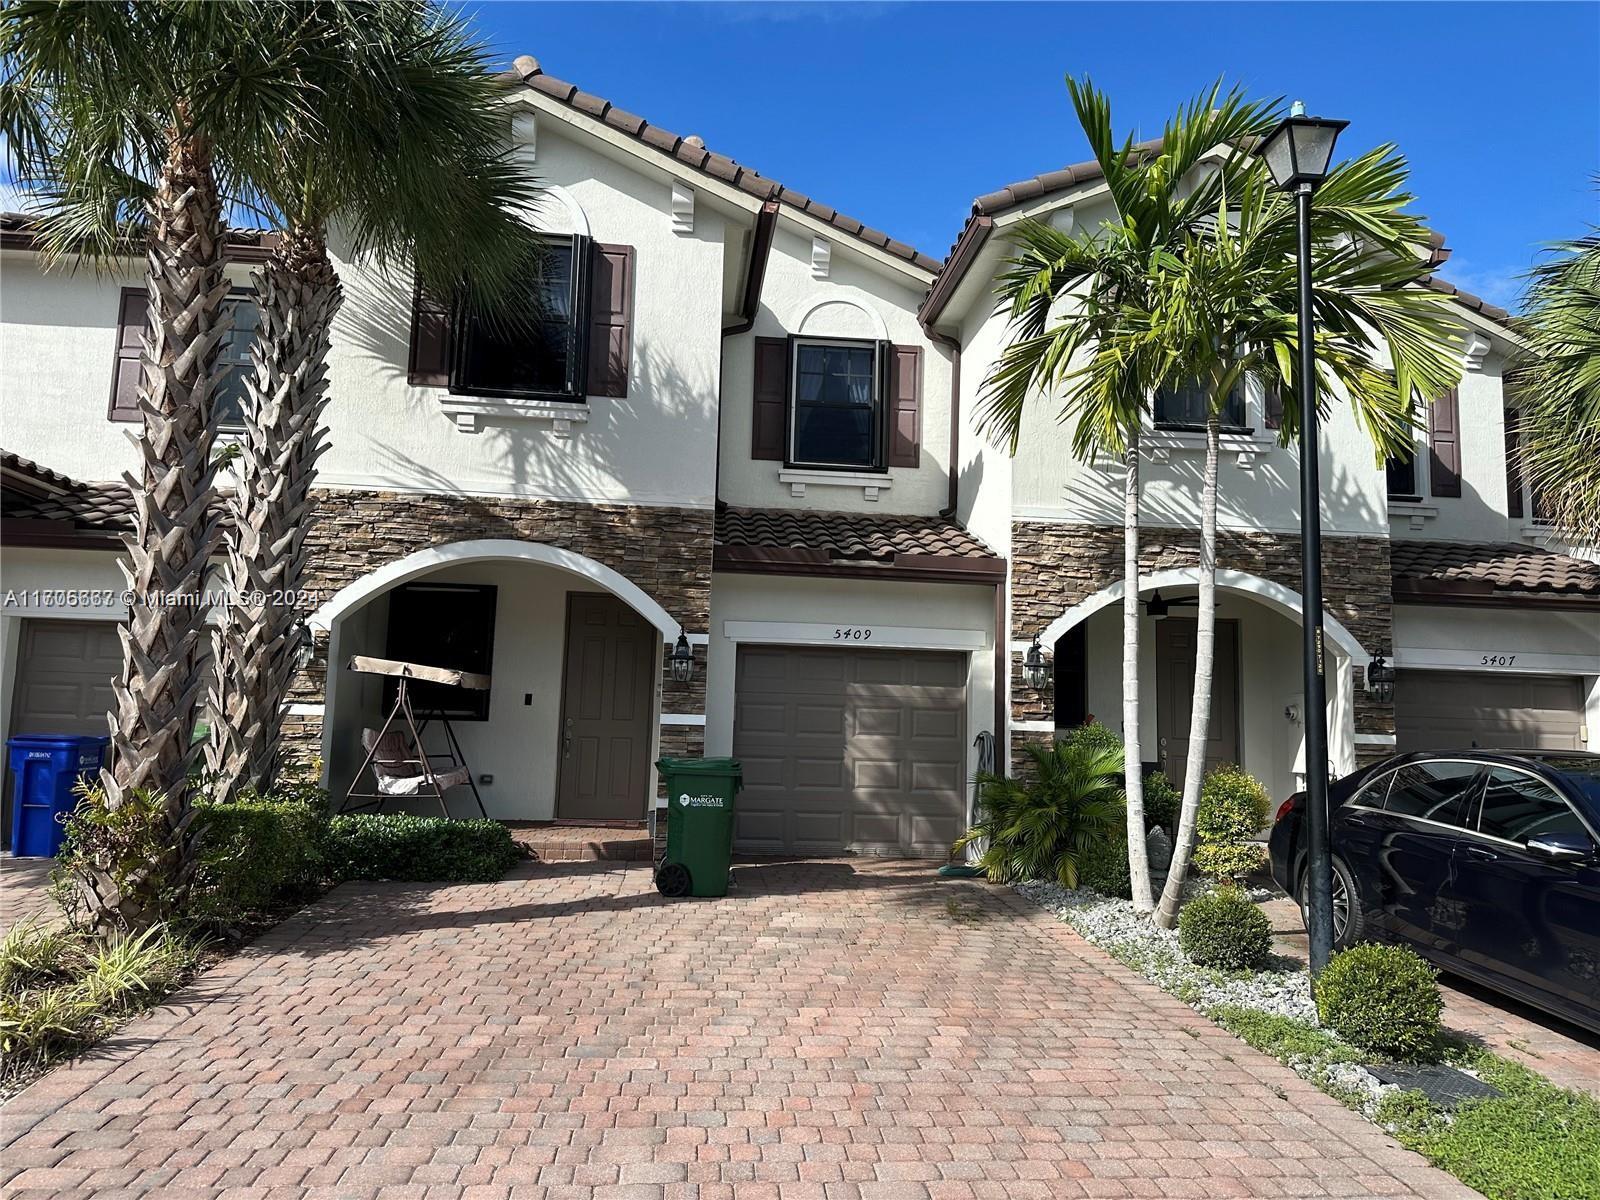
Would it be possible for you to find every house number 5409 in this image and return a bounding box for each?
[834,627,873,641]
[1480,654,1517,667]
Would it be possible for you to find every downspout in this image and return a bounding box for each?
[715,199,780,508]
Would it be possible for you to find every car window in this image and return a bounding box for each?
[1383,761,1482,827]
[1478,768,1587,844]
[1346,770,1394,809]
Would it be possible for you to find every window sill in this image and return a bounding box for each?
[1388,501,1439,531]
[439,394,590,436]
[777,467,893,501]
[1519,521,1559,545]
[1143,426,1273,469]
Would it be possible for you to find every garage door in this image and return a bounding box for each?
[1395,670,1587,752]
[4,619,120,848]
[733,645,967,857]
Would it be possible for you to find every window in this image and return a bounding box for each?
[1383,760,1482,826]
[789,338,882,470]
[214,294,259,430]
[1346,769,1396,810]
[383,583,497,721]
[1478,768,1587,844]
[451,236,589,400]
[1386,446,1421,501]
[1154,379,1247,432]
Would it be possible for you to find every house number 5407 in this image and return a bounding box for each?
[1480,654,1517,667]
[834,627,873,641]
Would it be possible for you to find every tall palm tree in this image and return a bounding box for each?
[1142,158,1464,928]
[979,78,1279,913]
[1512,219,1600,544]
[2,1,323,926]
[204,2,542,800]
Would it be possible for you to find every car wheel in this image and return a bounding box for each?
[1300,856,1364,950]
[655,861,691,898]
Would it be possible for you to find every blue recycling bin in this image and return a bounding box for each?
[7,734,109,858]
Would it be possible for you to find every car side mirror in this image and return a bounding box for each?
[1526,832,1595,864]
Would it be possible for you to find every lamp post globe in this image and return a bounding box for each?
[1256,100,1345,983]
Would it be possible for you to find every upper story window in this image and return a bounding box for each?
[451,236,589,401]
[1386,445,1421,502]
[1154,379,1247,432]
[790,338,882,470]
[214,294,259,430]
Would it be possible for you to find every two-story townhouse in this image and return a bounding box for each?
[921,156,1600,803]
[3,62,1595,857]
[1,58,1004,858]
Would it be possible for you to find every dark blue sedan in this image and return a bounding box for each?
[1269,750,1600,1035]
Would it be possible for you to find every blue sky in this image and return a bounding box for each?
[466,0,1600,311]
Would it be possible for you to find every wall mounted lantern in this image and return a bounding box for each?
[1022,635,1052,691]
[669,632,694,683]
[1367,655,1396,704]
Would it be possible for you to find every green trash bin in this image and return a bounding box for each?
[655,756,742,898]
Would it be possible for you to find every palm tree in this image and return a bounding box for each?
[1512,219,1600,544]
[2,1,319,925]
[1143,158,1465,928]
[204,2,542,800]
[979,78,1280,913]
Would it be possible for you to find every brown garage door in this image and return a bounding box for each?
[732,645,967,857]
[1395,670,1587,752]
[4,619,120,848]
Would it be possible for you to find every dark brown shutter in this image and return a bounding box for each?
[888,344,922,467]
[751,336,789,461]
[1264,381,1283,431]
[1428,388,1461,497]
[1505,408,1524,518]
[407,284,452,387]
[107,288,146,422]
[587,243,634,398]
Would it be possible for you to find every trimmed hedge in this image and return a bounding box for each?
[1178,887,1272,969]
[193,797,326,921]
[1195,765,1272,880]
[1076,832,1132,899]
[322,814,520,883]
[1316,942,1442,1060]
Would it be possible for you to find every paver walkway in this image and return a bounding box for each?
[1,854,59,928]
[1,859,1480,1199]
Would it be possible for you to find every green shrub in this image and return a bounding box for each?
[1178,887,1273,969]
[1075,832,1132,899]
[1058,723,1178,833]
[323,814,520,883]
[78,926,204,1013]
[1141,770,1181,833]
[51,785,194,931]
[0,984,102,1067]
[1316,942,1442,1060]
[954,739,1124,887]
[0,920,82,993]
[1194,765,1271,880]
[192,796,326,922]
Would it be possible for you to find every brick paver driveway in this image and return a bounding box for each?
[1,859,1478,1199]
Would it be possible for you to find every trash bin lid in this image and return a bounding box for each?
[656,756,742,777]
[7,733,110,749]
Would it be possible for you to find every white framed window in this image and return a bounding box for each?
[451,235,590,401]
[788,336,884,471]
[1153,379,1247,432]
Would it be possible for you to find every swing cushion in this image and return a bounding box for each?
[361,728,471,797]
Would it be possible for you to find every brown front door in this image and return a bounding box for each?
[556,593,656,821]
[1155,617,1240,792]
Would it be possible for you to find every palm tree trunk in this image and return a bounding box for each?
[1123,428,1154,911]
[207,223,342,799]
[1154,410,1220,928]
[89,126,228,930]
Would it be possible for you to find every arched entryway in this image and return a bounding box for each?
[1028,568,1370,798]
[310,539,683,821]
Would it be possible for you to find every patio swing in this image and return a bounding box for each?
[338,655,490,818]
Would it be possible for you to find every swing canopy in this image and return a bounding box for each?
[346,655,491,690]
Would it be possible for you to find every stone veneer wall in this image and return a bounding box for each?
[1008,522,1395,766]
[280,488,713,795]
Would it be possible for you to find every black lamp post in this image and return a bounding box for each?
[1258,102,1347,981]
